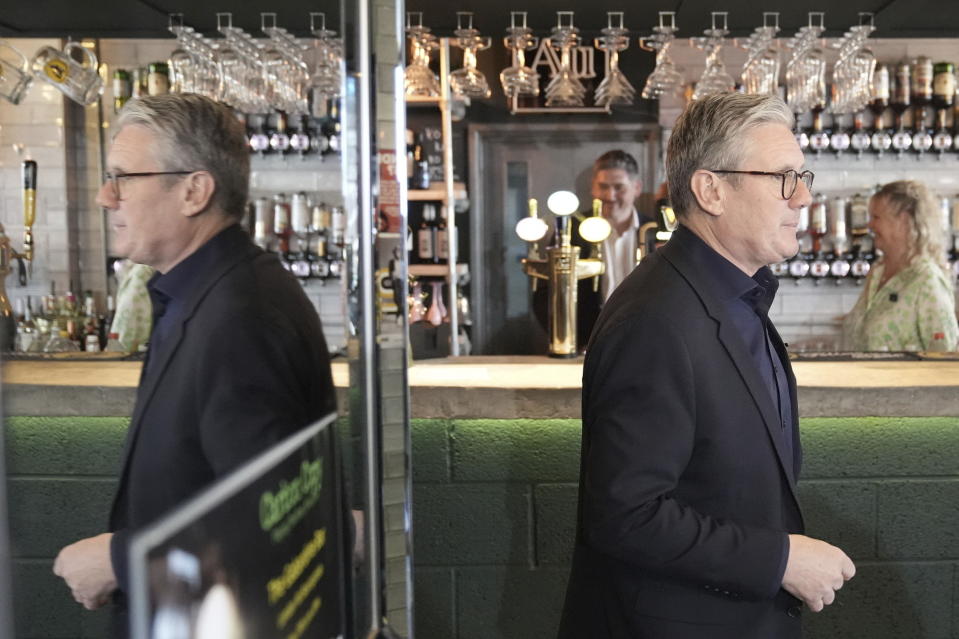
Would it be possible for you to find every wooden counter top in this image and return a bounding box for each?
[3,356,958,418]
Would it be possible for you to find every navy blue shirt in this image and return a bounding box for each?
[146,225,244,375]
[674,225,795,593]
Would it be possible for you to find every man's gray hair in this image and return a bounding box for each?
[116,94,250,219]
[667,93,794,217]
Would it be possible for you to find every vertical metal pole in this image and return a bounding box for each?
[439,38,459,356]
[357,0,383,631]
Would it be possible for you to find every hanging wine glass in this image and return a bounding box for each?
[544,11,586,107]
[594,12,635,107]
[691,12,736,100]
[639,12,683,100]
[450,12,492,99]
[500,11,539,98]
[405,12,441,97]
[739,12,780,96]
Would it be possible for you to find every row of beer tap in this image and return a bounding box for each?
[770,192,959,284]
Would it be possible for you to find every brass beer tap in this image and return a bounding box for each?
[518,193,610,357]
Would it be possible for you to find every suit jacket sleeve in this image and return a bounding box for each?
[193,308,326,476]
[581,310,787,599]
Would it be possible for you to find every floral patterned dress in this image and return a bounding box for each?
[842,255,959,351]
[110,262,155,352]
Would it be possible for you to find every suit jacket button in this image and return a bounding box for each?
[787,605,802,617]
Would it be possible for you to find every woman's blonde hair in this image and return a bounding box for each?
[873,180,947,270]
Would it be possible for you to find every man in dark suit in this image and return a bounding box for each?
[52,94,336,630]
[557,93,855,639]
[534,150,645,348]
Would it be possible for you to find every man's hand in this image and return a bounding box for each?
[782,534,856,612]
[53,533,117,610]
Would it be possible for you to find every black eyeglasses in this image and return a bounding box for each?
[708,169,815,200]
[103,171,198,201]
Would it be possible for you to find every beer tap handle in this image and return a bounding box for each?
[22,159,37,279]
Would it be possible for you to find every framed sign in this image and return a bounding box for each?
[129,413,349,639]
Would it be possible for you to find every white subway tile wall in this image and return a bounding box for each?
[0,38,348,352]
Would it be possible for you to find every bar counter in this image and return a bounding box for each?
[4,356,959,638]
[4,355,959,417]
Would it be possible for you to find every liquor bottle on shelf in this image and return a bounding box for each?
[808,102,831,155]
[289,192,312,279]
[827,196,851,281]
[891,62,913,155]
[417,204,436,264]
[911,57,935,155]
[330,205,345,247]
[272,193,292,263]
[113,69,132,114]
[829,87,851,155]
[249,116,270,155]
[14,298,36,352]
[324,104,341,156]
[786,204,811,280]
[310,218,331,279]
[849,110,871,156]
[411,134,431,190]
[435,206,449,261]
[405,129,416,188]
[269,112,291,155]
[870,63,892,155]
[252,196,272,250]
[932,62,955,155]
[146,62,170,96]
[290,115,312,157]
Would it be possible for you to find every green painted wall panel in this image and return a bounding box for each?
[413,567,455,639]
[800,417,959,479]
[11,560,111,639]
[5,417,128,476]
[411,419,451,482]
[413,484,531,566]
[456,567,568,639]
[7,478,116,558]
[877,480,959,559]
[451,419,581,482]
[802,563,955,639]
[533,484,578,566]
[797,481,877,560]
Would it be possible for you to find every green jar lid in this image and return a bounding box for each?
[113,69,130,80]
[148,62,169,74]
[934,62,955,74]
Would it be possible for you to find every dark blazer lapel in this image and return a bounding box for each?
[112,229,259,508]
[660,238,802,505]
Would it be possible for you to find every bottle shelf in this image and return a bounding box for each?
[406,95,470,108]
[408,183,467,201]
[408,263,468,278]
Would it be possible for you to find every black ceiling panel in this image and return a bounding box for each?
[0,0,341,39]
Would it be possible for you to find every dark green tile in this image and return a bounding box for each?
[534,484,578,565]
[800,418,959,479]
[798,481,877,560]
[413,484,529,566]
[456,566,568,639]
[451,419,581,482]
[802,563,954,639]
[5,417,128,476]
[414,567,454,639]
[412,419,450,482]
[877,480,959,559]
[7,478,116,558]
[11,559,112,638]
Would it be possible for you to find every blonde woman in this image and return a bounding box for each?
[842,180,958,351]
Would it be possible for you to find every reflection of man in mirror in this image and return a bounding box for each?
[533,150,644,348]
[52,94,336,636]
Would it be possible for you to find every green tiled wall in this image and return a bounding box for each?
[413,418,959,639]
[5,416,959,638]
